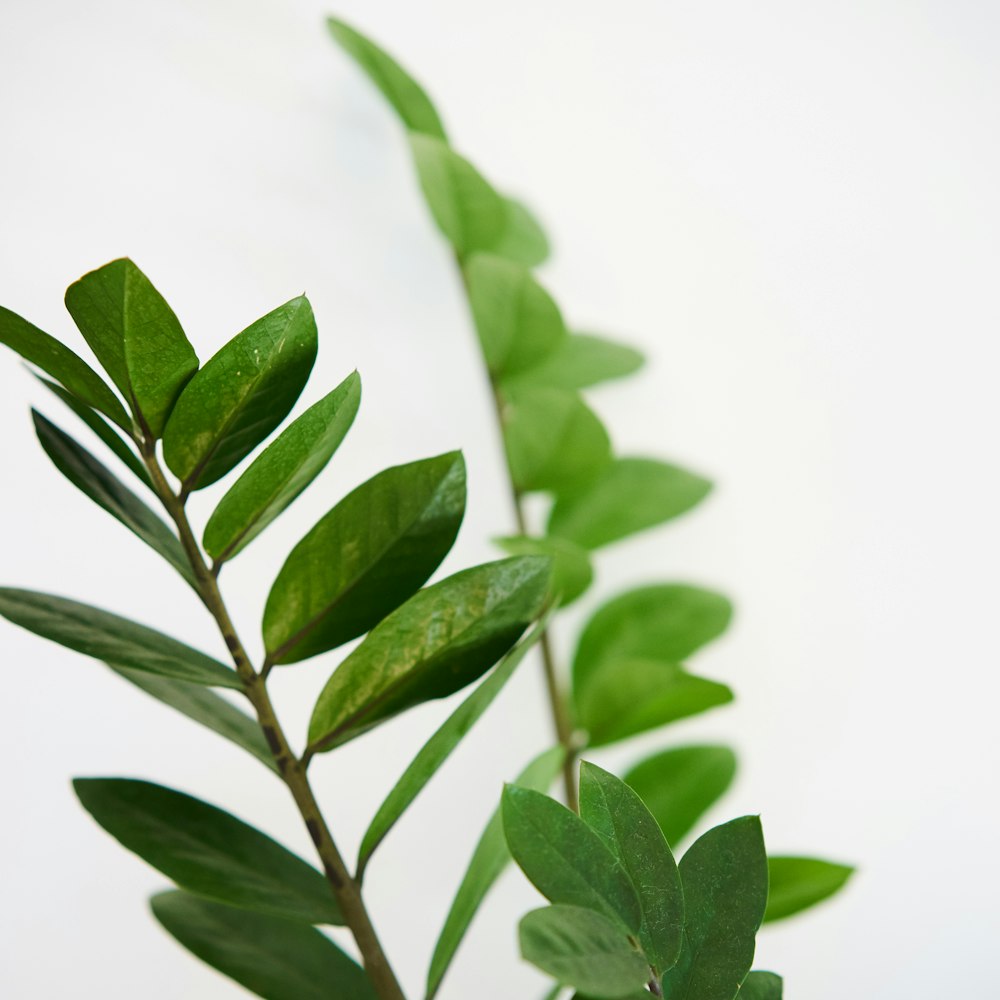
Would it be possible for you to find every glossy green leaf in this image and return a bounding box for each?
[162,296,317,490]
[263,451,465,664]
[623,746,738,848]
[203,372,361,562]
[520,905,651,999]
[0,304,131,430]
[31,411,194,586]
[764,856,854,923]
[327,17,446,140]
[548,458,712,550]
[65,258,197,437]
[495,535,593,606]
[75,779,342,925]
[579,762,683,975]
[108,664,277,772]
[491,197,551,267]
[737,972,783,999]
[152,891,373,1000]
[508,333,644,391]
[660,816,769,1000]
[308,555,549,752]
[0,589,239,688]
[464,254,566,379]
[502,785,641,933]
[502,386,612,494]
[410,134,506,257]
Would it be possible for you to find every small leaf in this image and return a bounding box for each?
[520,905,651,999]
[502,785,641,933]
[579,762,683,976]
[623,746,738,848]
[764,856,855,923]
[495,535,593,607]
[548,458,712,550]
[660,817,769,1000]
[263,451,465,664]
[32,411,195,587]
[308,555,550,753]
[326,17,446,140]
[427,747,565,1000]
[0,303,131,430]
[162,296,317,490]
[409,134,506,256]
[507,333,644,391]
[65,258,198,437]
[152,891,374,1000]
[737,972,783,999]
[203,372,361,562]
[0,589,239,688]
[491,197,551,267]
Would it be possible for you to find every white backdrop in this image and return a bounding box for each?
[2,1,998,997]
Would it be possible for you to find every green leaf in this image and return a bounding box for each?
[409,134,506,257]
[495,535,593,607]
[507,333,644,391]
[491,197,551,267]
[737,972,783,999]
[660,816,769,1000]
[263,451,465,665]
[502,785,641,933]
[764,856,854,923]
[65,258,198,437]
[203,372,361,562]
[577,660,733,747]
[326,17,446,140]
[623,746,738,848]
[75,779,342,925]
[308,555,550,753]
[548,458,712,550]
[579,762,683,976]
[502,386,612,494]
[427,747,565,1000]
[107,664,277,772]
[0,303,131,430]
[31,411,195,587]
[520,905,651,999]
[357,607,554,877]
[152,891,373,1000]
[464,254,566,379]
[0,589,239,688]
[162,296,317,490]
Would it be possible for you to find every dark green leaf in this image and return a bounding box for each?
[152,891,373,1000]
[660,817,768,1000]
[507,333,644,391]
[495,535,593,606]
[31,411,195,587]
[65,258,197,437]
[0,589,239,688]
[308,555,550,752]
[737,972,783,999]
[203,372,361,562]
[162,296,317,490]
[491,197,551,267]
[548,458,712,550]
[427,747,565,1000]
[410,134,506,256]
[502,785,641,933]
[764,856,854,923]
[520,905,651,999]
[623,746,738,848]
[579,762,683,975]
[263,451,465,664]
[75,779,342,925]
[0,303,131,429]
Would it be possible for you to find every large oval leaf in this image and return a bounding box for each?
[308,555,549,753]
[263,451,465,665]
[764,856,854,923]
[507,332,644,391]
[162,296,317,490]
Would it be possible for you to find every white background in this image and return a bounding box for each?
[1,1,998,997]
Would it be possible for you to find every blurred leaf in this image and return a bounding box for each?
[76,778,342,924]
[0,588,239,687]
[764,856,854,923]
[204,371,361,562]
[162,296,317,490]
[623,746,737,849]
[737,972,783,999]
[495,535,593,606]
[491,197,550,267]
[548,458,711,550]
[263,451,465,664]
[507,333,644,391]
[308,555,549,752]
